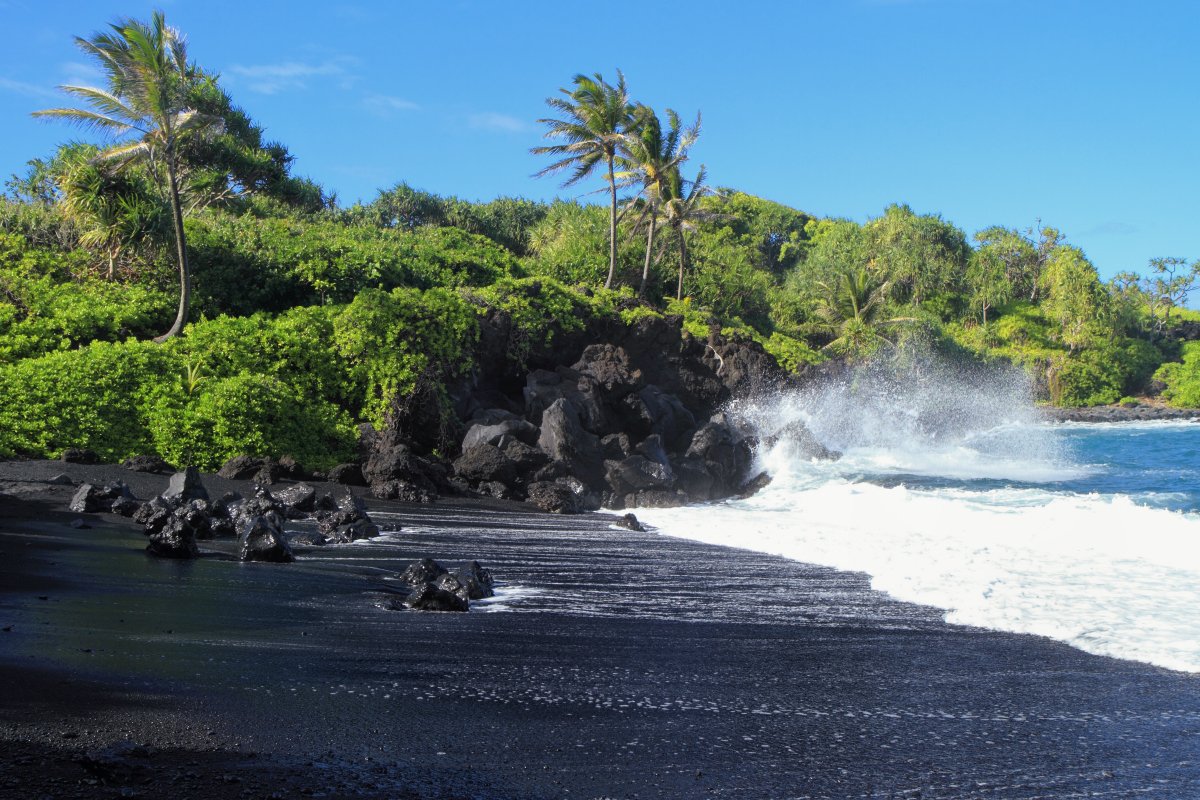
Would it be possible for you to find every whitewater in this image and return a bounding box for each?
[635,358,1200,673]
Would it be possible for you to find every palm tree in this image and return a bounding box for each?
[618,105,700,297]
[33,11,219,342]
[532,70,632,290]
[815,267,914,358]
[660,164,720,299]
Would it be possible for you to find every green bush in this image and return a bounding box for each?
[146,372,357,471]
[467,277,603,365]
[169,306,347,407]
[334,287,478,428]
[0,233,171,361]
[1154,341,1200,408]
[187,212,522,315]
[0,339,179,460]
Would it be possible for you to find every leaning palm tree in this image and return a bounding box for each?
[33,11,219,342]
[618,105,700,297]
[660,164,721,300]
[531,70,632,290]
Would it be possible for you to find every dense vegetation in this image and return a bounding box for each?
[1,13,1198,470]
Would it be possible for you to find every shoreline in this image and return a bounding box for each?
[1040,403,1200,423]
[2,460,1199,797]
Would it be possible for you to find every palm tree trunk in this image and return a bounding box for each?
[676,230,689,300]
[155,152,190,343]
[605,153,617,290]
[639,213,657,298]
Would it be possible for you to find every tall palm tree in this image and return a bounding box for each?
[531,70,631,290]
[33,11,219,342]
[618,105,700,297]
[660,164,720,300]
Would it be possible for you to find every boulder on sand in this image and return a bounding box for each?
[68,482,138,514]
[238,511,295,563]
[398,582,469,612]
[162,467,209,505]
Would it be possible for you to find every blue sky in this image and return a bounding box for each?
[1,0,1196,282]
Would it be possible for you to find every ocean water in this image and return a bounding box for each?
[636,360,1200,673]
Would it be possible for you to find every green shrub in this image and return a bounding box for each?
[334,287,478,428]
[146,373,357,471]
[761,332,825,373]
[169,306,348,407]
[0,233,171,361]
[1154,341,1200,408]
[467,277,602,365]
[187,212,522,315]
[0,339,179,460]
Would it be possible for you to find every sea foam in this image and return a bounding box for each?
[637,355,1200,673]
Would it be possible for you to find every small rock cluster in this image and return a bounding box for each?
[383,558,495,613]
[67,468,385,563]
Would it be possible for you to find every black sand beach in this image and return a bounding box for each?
[1,460,1198,799]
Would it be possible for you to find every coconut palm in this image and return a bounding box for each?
[532,70,632,289]
[618,105,700,297]
[33,11,220,341]
[660,164,720,299]
[815,267,914,358]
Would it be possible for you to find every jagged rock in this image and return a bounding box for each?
[364,445,439,496]
[536,398,603,486]
[434,572,470,602]
[370,479,434,503]
[330,518,380,543]
[145,500,207,559]
[462,418,539,451]
[47,473,74,486]
[571,343,642,394]
[765,420,840,461]
[328,463,367,486]
[501,439,549,474]
[620,385,696,450]
[287,530,328,547]
[739,472,773,497]
[399,582,469,612]
[121,454,172,473]
[685,421,753,498]
[525,480,585,514]
[273,483,317,514]
[110,496,141,517]
[208,517,237,538]
[314,491,369,534]
[615,512,645,532]
[604,456,675,496]
[230,486,286,531]
[252,460,282,486]
[277,455,307,480]
[60,448,99,464]
[600,433,633,460]
[163,467,209,504]
[68,482,137,514]
[133,496,173,531]
[211,491,242,519]
[398,558,448,586]
[673,456,716,502]
[217,456,264,480]
[634,434,672,468]
[453,443,519,485]
[624,489,689,508]
[454,560,495,599]
[238,511,295,563]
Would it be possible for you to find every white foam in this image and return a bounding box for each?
[639,357,1200,673]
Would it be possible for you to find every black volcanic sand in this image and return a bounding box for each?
[1,461,1198,799]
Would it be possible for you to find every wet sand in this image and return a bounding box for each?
[1,460,1198,798]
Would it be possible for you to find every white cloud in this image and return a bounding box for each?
[226,58,352,95]
[0,75,57,99]
[468,112,529,133]
[363,94,420,116]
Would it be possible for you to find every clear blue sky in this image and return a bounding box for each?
[1,0,1196,281]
